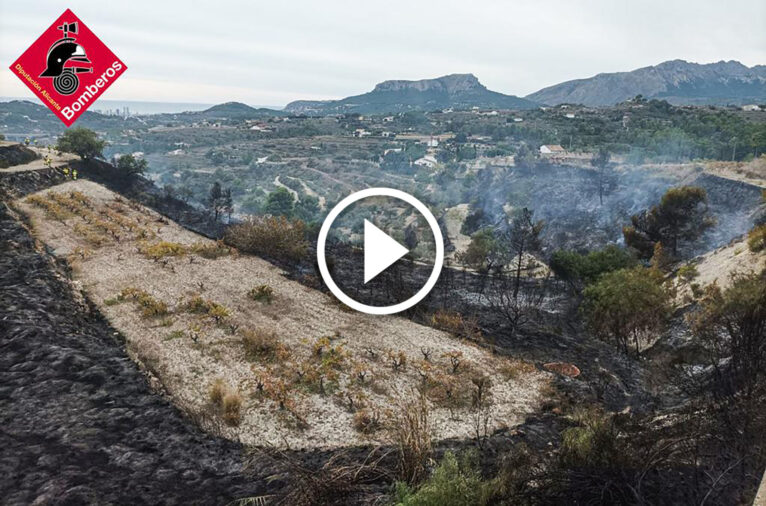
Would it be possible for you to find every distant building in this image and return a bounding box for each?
[539,144,566,155]
[414,155,438,168]
[565,113,575,119]
[382,116,395,122]
[513,117,523,122]
[353,128,371,137]
[742,104,762,111]
[427,137,439,148]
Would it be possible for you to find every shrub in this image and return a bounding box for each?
[222,392,243,426]
[191,240,231,259]
[209,378,227,407]
[248,284,274,304]
[677,263,699,282]
[225,215,309,265]
[747,223,766,252]
[499,360,536,380]
[581,266,672,356]
[139,241,187,260]
[117,287,169,318]
[559,409,621,468]
[430,309,481,340]
[73,223,108,247]
[388,350,407,371]
[353,408,381,434]
[182,296,230,323]
[26,194,71,221]
[241,328,288,361]
[389,391,433,484]
[443,351,463,374]
[550,245,637,287]
[393,450,488,506]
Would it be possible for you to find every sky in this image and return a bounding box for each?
[1,0,765,107]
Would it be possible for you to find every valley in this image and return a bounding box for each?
[1,75,765,504]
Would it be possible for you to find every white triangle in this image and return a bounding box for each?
[364,219,409,283]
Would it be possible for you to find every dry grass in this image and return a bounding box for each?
[430,309,482,341]
[248,284,275,304]
[388,390,433,484]
[117,287,169,318]
[353,408,382,434]
[208,379,243,426]
[209,378,227,406]
[499,359,537,380]
[222,392,243,426]
[241,328,289,362]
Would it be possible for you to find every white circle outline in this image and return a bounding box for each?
[316,188,444,315]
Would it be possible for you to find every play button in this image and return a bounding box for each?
[364,220,409,283]
[317,188,444,315]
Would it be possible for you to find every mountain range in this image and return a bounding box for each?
[285,60,765,114]
[525,60,766,106]
[285,74,537,114]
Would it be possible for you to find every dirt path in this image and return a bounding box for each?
[0,146,78,173]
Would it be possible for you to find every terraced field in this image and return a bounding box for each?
[17,180,549,449]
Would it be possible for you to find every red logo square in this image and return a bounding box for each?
[9,9,127,127]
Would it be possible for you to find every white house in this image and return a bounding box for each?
[414,155,438,168]
[539,144,566,155]
[742,104,762,112]
[513,117,524,122]
[426,137,439,148]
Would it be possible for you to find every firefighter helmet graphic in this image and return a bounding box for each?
[39,22,93,95]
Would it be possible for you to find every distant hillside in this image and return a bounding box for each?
[285,74,538,114]
[526,60,766,106]
[199,102,282,119]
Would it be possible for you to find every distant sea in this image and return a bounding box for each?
[0,97,283,115]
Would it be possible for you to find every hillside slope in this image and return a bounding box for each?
[17,180,548,449]
[526,60,766,106]
[286,74,538,114]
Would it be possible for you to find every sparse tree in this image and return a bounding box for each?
[207,181,231,222]
[115,153,147,179]
[263,187,295,217]
[591,147,613,205]
[507,208,544,299]
[623,186,714,258]
[582,266,672,356]
[57,127,105,160]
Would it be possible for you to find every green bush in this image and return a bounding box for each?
[581,266,671,355]
[677,263,699,281]
[57,127,105,160]
[550,245,637,287]
[393,451,489,506]
[560,409,621,468]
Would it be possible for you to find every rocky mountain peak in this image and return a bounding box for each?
[372,73,484,94]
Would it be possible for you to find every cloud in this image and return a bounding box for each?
[2,0,764,106]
